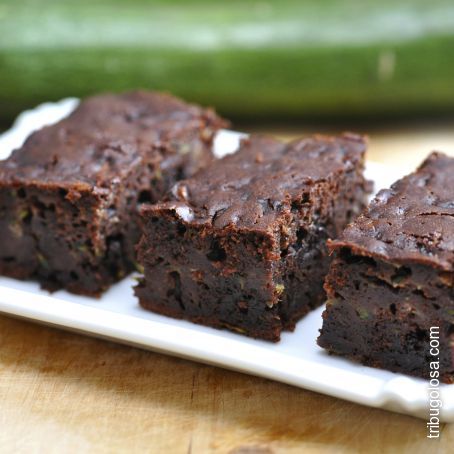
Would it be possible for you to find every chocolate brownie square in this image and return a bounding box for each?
[135,133,370,341]
[0,91,227,295]
[318,152,454,382]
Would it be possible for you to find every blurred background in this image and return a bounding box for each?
[1,0,454,168]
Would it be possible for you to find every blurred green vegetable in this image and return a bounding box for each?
[1,0,454,124]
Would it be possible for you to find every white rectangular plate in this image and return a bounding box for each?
[1,100,452,421]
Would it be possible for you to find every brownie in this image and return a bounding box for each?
[318,152,454,382]
[0,91,227,296]
[135,133,370,341]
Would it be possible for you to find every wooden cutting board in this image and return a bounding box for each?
[1,126,454,453]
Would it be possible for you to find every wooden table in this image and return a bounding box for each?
[1,125,454,453]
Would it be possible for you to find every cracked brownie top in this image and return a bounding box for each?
[157,133,368,231]
[331,152,454,271]
[0,91,226,188]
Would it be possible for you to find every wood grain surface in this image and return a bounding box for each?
[1,126,454,453]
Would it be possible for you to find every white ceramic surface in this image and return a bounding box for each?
[0,100,451,422]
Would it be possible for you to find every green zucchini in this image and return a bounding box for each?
[1,0,454,124]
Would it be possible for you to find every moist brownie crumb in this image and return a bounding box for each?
[0,91,228,296]
[135,133,370,341]
[318,152,454,382]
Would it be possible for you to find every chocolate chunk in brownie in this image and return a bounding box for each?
[135,133,370,341]
[318,152,454,382]
[0,91,228,296]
